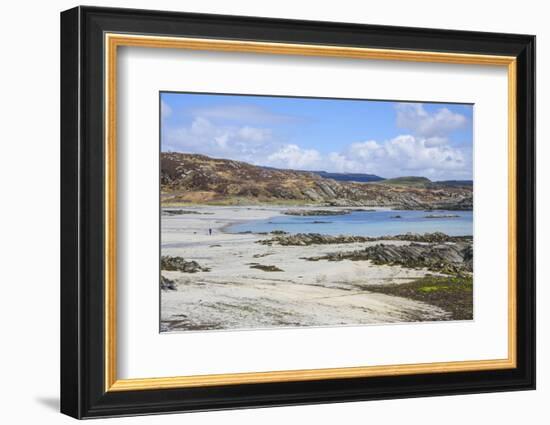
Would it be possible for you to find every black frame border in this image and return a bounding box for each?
[61,6,535,419]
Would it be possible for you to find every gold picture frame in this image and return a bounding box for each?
[61,6,535,419]
[104,33,517,392]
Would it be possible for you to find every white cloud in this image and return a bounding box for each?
[325,135,470,180]
[161,100,172,119]
[424,136,448,147]
[267,144,321,169]
[189,116,213,135]
[163,117,471,179]
[327,152,360,172]
[162,101,471,180]
[395,103,467,138]
[163,117,274,162]
[188,104,297,124]
[238,126,271,143]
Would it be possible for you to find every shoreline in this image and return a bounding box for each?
[162,201,473,213]
[161,205,472,332]
[163,205,398,235]
[163,204,472,238]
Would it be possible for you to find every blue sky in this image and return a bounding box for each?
[161,92,473,180]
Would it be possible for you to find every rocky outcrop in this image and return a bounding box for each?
[305,242,473,274]
[160,275,177,290]
[160,256,211,273]
[424,214,460,218]
[413,197,473,211]
[260,233,371,246]
[248,263,284,272]
[283,209,353,216]
[160,152,472,210]
[259,231,472,246]
[283,208,375,216]
[463,244,473,271]
[162,209,211,216]
[391,232,472,243]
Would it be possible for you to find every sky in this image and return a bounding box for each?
[160,92,473,180]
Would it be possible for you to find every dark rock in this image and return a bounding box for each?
[249,263,284,272]
[160,256,210,273]
[160,275,177,290]
[304,242,473,274]
[283,209,353,216]
[161,209,210,216]
[259,231,472,246]
[463,244,473,271]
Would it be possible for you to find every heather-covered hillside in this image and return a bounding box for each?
[161,152,472,210]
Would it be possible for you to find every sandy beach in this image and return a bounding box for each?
[161,206,451,332]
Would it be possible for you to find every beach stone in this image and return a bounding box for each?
[305,242,473,274]
[160,275,177,291]
[161,255,211,273]
[259,231,472,246]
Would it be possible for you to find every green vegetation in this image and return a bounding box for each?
[363,274,473,321]
[372,176,431,187]
[161,198,314,208]
[303,242,473,274]
[160,256,210,273]
[160,153,473,209]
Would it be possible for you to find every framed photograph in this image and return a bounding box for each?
[60,6,535,419]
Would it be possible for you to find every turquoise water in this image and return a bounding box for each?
[227,209,473,237]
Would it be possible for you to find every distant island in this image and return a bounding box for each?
[307,170,385,183]
[372,176,473,188]
[161,152,473,211]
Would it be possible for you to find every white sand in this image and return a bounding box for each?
[161,206,448,332]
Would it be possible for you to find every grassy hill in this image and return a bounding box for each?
[434,180,473,187]
[373,176,432,187]
[372,177,473,189]
[161,152,472,210]
[311,171,385,183]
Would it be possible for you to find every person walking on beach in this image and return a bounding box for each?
[208,228,212,236]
